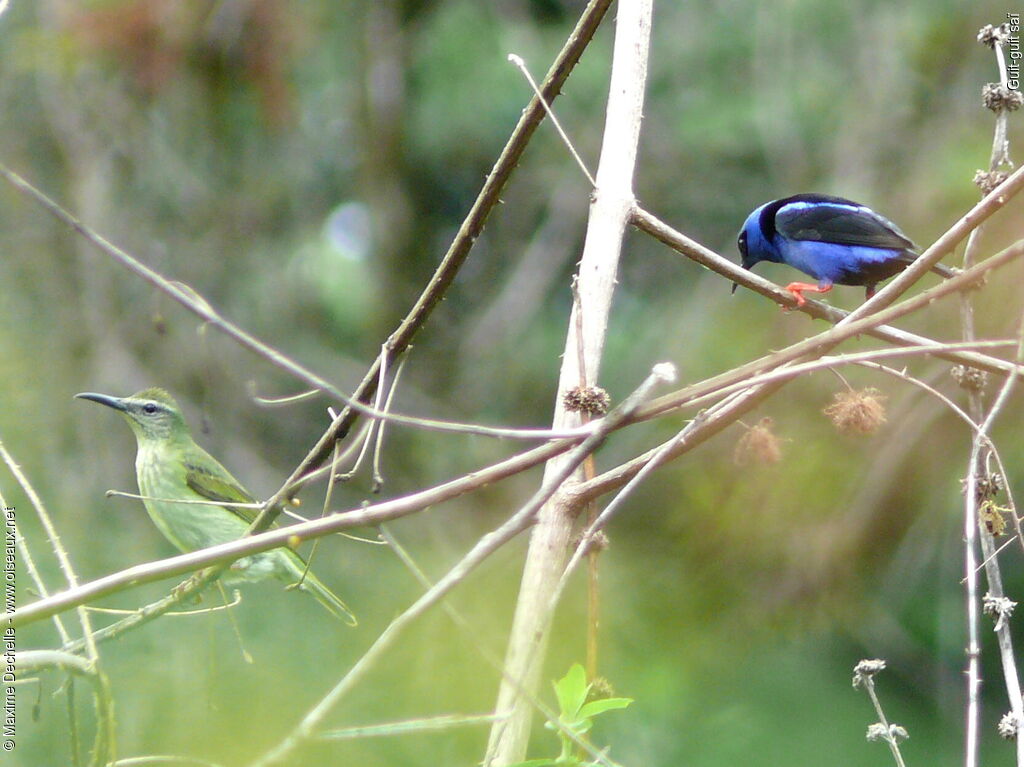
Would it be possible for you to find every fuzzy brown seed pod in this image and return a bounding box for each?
[563,385,612,416]
[823,388,887,435]
[733,417,782,466]
[974,169,1010,195]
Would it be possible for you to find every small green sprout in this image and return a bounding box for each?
[510,663,633,767]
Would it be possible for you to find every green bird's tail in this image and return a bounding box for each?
[280,551,357,626]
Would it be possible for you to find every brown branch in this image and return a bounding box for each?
[258,0,618,521]
[566,238,1024,508]
[0,0,616,548]
[4,437,573,630]
[251,365,671,767]
[632,238,1024,426]
[631,202,1021,380]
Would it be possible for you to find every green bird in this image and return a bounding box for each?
[77,387,355,624]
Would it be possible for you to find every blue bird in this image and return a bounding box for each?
[735,194,955,306]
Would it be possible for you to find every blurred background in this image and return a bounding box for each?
[1,0,1023,765]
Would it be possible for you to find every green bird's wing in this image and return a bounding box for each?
[183,458,262,525]
[184,451,353,624]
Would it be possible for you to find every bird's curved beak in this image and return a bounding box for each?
[732,258,755,295]
[75,392,128,412]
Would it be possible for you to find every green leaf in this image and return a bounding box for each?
[553,664,590,720]
[577,697,634,720]
[506,760,561,767]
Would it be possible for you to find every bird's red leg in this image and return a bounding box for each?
[783,282,832,308]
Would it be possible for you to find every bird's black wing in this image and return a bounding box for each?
[772,195,916,251]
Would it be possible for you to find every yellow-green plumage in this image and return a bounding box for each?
[77,387,355,624]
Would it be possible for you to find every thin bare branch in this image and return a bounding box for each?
[316,713,506,741]
[632,207,1022,380]
[634,238,1024,427]
[960,28,1023,765]
[254,0,618,524]
[14,649,115,765]
[844,162,1024,323]
[0,441,116,765]
[0,464,71,646]
[6,437,573,629]
[508,54,595,186]
[252,364,672,767]
[0,164,591,448]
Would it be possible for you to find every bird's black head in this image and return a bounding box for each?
[732,216,762,294]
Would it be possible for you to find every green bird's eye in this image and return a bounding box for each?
[142,403,158,415]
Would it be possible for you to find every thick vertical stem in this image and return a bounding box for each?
[484,2,653,764]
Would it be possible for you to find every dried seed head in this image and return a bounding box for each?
[974,169,1010,195]
[952,365,988,392]
[853,658,887,688]
[733,417,782,466]
[977,23,1010,48]
[999,712,1021,740]
[823,388,887,435]
[866,723,909,743]
[960,472,1004,502]
[563,385,612,416]
[983,82,1024,112]
[981,472,1004,498]
[983,592,1017,622]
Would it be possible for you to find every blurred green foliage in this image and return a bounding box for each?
[1,0,1022,765]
